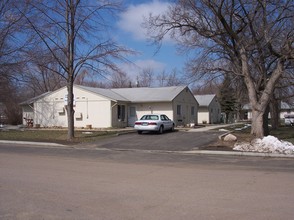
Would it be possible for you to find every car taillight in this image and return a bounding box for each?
[135,122,142,125]
[148,122,157,125]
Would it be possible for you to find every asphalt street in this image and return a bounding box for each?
[77,130,224,151]
[1,144,294,220]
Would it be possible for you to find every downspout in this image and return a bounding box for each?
[53,99,55,119]
[86,98,89,119]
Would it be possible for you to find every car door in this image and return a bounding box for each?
[161,115,172,130]
[165,115,173,129]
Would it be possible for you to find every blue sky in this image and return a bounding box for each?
[112,0,187,80]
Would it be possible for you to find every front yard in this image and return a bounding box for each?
[0,128,130,145]
[233,125,294,144]
[202,124,294,151]
[0,124,293,148]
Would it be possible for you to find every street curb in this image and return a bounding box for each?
[179,150,294,158]
[102,148,294,158]
[0,140,66,147]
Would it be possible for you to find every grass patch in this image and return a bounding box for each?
[0,129,122,145]
[204,124,294,151]
[223,124,294,144]
[270,126,294,144]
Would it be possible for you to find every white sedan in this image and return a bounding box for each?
[134,114,175,134]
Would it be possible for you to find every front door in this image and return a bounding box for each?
[128,106,138,126]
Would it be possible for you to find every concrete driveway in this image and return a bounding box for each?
[81,130,224,151]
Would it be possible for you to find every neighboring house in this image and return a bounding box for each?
[194,94,222,124]
[242,101,294,120]
[21,92,53,127]
[20,85,199,128]
[280,102,294,118]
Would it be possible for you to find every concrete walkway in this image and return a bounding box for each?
[187,123,243,132]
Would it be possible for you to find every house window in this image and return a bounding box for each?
[177,105,182,115]
[191,106,195,116]
[118,105,125,121]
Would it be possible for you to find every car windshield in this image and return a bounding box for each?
[140,115,159,120]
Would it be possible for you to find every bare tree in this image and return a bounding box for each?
[16,0,133,140]
[191,80,220,95]
[138,67,154,87]
[145,0,294,138]
[75,69,108,88]
[157,68,182,86]
[110,71,131,88]
[0,0,23,85]
[0,0,29,124]
[20,49,66,95]
[267,68,294,129]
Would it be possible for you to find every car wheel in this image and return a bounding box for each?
[158,126,163,134]
[137,130,143,134]
[170,124,175,132]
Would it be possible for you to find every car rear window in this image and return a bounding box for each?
[140,115,159,120]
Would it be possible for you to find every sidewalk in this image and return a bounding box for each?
[0,140,68,148]
[187,123,243,132]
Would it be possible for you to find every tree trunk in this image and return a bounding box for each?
[66,82,74,141]
[251,109,264,138]
[241,48,284,138]
[65,0,75,141]
[225,112,229,124]
[263,105,270,136]
[270,98,280,130]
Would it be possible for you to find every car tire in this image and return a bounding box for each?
[137,130,143,134]
[158,126,163,134]
[170,124,175,132]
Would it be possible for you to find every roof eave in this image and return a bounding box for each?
[130,100,172,103]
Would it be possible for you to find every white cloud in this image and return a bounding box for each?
[119,59,166,79]
[118,0,172,41]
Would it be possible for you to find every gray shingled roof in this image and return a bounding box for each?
[111,86,187,102]
[243,102,294,110]
[194,94,216,106]
[21,85,189,105]
[77,85,129,101]
[20,91,52,105]
[78,85,187,102]
[281,102,294,110]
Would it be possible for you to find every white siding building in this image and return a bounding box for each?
[21,85,199,128]
[242,102,294,120]
[195,94,221,124]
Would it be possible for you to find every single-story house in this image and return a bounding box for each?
[21,85,199,128]
[242,101,294,120]
[194,94,222,124]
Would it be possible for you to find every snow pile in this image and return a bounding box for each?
[233,135,294,155]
